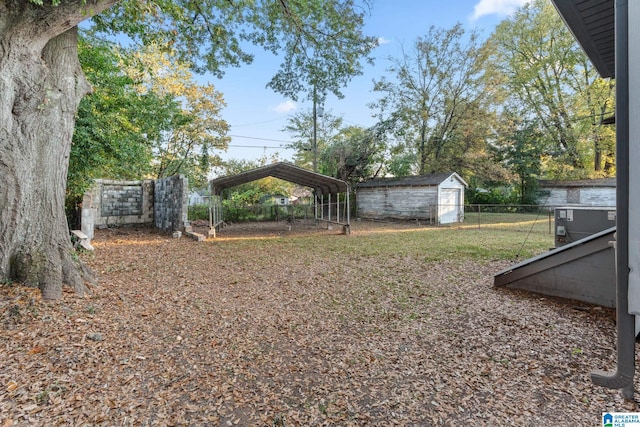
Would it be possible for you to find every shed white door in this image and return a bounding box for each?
[439,189,461,224]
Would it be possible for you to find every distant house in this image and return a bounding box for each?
[355,172,468,224]
[538,178,616,208]
[188,189,209,206]
[290,186,313,205]
[274,195,290,206]
[259,194,290,206]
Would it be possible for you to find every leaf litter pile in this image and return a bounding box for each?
[1,221,639,425]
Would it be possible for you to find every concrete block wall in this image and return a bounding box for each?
[82,179,154,229]
[81,176,190,235]
[154,175,189,232]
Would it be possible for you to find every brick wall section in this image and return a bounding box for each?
[82,179,154,231]
[154,175,189,232]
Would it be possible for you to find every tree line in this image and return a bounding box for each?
[70,0,614,212]
[281,0,614,204]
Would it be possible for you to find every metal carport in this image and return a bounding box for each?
[208,162,351,233]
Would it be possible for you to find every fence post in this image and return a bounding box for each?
[477,204,481,230]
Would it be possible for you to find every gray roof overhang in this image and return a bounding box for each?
[209,162,348,195]
[551,0,615,78]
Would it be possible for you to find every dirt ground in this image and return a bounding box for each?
[1,221,639,426]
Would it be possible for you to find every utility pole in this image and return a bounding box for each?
[312,86,318,172]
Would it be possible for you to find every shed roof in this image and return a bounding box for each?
[355,172,467,189]
[551,0,615,78]
[539,178,616,188]
[209,162,348,195]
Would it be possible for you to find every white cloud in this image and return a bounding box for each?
[270,100,297,113]
[471,0,531,20]
[377,36,392,45]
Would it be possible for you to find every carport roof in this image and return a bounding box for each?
[209,162,348,195]
[355,172,467,189]
[551,0,615,78]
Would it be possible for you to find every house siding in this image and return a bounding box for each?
[539,187,616,207]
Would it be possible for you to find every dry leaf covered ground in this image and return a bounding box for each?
[1,220,639,426]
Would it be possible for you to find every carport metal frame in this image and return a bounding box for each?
[208,162,351,233]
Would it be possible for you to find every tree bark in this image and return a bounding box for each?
[0,27,93,299]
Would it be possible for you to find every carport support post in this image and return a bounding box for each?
[208,201,215,239]
[343,188,351,235]
[314,193,318,225]
[347,188,350,224]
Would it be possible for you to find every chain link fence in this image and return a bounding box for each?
[192,201,557,235]
[463,204,554,234]
[222,202,316,224]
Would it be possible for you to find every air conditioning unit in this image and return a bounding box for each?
[554,207,616,247]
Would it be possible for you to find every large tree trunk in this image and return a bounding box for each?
[0,27,93,300]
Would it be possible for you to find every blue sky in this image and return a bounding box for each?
[210,0,531,166]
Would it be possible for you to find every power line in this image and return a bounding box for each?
[227,144,289,149]
[228,134,293,144]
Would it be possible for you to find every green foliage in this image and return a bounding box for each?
[320,122,390,185]
[122,44,230,186]
[221,201,314,223]
[372,23,492,175]
[386,147,417,177]
[91,0,377,103]
[362,2,615,188]
[28,0,61,5]
[64,0,374,222]
[491,119,544,204]
[488,0,615,177]
[284,111,391,184]
[68,32,232,224]
[466,186,517,205]
[188,204,210,221]
[69,33,177,220]
[283,109,344,171]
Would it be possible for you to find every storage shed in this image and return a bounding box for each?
[356,172,467,224]
[538,178,616,208]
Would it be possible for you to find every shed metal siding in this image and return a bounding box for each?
[357,186,438,220]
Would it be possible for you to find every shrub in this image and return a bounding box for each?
[188,204,210,221]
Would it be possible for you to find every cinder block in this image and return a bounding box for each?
[185,231,206,242]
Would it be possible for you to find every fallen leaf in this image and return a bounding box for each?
[27,346,45,355]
